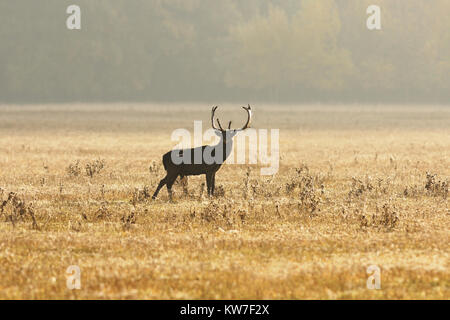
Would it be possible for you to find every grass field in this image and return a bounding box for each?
[0,103,448,299]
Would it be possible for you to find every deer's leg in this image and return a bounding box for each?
[166,173,179,201]
[206,173,213,196]
[180,175,189,195]
[152,174,168,199]
[211,174,216,196]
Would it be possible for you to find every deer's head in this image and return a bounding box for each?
[211,105,252,144]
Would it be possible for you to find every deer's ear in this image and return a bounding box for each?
[227,130,238,138]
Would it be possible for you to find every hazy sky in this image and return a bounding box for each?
[0,0,449,104]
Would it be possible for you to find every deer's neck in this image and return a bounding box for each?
[216,137,233,162]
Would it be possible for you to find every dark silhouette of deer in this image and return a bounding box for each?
[152,105,252,200]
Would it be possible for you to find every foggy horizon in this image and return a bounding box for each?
[1,0,449,104]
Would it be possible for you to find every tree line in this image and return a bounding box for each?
[0,0,448,103]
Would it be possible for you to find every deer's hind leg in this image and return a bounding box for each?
[180,175,189,195]
[152,174,169,199]
[166,173,179,201]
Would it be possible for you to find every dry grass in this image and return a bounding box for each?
[0,103,448,299]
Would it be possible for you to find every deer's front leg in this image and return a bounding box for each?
[211,174,216,196]
[206,172,213,196]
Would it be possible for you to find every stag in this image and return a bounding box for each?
[152,105,252,200]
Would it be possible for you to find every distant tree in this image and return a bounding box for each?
[220,0,354,100]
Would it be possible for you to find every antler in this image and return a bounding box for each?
[235,104,252,131]
[216,119,225,131]
[211,105,252,131]
[211,106,220,130]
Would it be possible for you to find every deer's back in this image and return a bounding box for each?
[161,146,222,176]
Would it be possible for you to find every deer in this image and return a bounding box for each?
[152,105,252,200]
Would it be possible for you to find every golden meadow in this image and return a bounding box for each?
[0,104,448,299]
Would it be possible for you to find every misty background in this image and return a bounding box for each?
[0,0,449,104]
